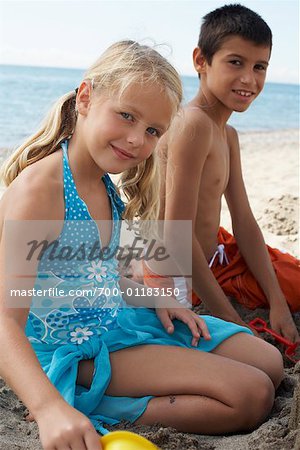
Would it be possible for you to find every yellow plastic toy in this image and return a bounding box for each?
[100,430,159,450]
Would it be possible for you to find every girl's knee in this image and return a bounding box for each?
[235,371,275,431]
[271,347,284,390]
[261,342,284,390]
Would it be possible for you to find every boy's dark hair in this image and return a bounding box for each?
[198,4,272,64]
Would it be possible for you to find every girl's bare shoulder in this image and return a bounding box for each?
[1,150,64,221]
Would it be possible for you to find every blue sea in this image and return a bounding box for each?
[0,64,299,149]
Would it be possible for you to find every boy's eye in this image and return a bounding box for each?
[229,60,242,66]
[147,127,160,137]
[254,64,267,71]
[120,112,134,121]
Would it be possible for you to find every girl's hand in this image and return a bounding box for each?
[155,306,211,347]
[35,399,102,450]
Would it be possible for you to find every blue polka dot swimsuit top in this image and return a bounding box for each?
[25,139,127,345]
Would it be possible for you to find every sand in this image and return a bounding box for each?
[0,129,299,449]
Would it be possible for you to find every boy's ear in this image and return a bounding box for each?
[76,80,93,116]
[193,47,207,75]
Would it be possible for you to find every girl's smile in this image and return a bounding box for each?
[110,144,135,160]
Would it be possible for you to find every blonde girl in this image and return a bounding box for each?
[0,41,283,450]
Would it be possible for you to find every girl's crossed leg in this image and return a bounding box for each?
[78,333,284,434]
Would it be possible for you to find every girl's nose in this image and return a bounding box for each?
[127,126,145,148]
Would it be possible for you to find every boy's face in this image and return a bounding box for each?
[196,36,270,112]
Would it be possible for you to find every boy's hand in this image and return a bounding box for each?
[269,305,299,343]
[155,305,211,347]
[35,399,102,450]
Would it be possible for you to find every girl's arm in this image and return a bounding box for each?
[0,312,101,450]
[225,126,299,342]
[0,178,101,450]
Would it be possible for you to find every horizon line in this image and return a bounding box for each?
[0,62,299,86]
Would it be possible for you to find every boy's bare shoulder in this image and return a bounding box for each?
[176,105,213,132]
[225,124,239,148]
[168,106,214,150]
[1,151,63,221]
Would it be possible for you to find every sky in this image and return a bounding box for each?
[0,0,299,84]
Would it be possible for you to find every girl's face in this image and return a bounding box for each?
[76,81,175,174]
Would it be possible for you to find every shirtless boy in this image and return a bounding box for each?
[143,4,300,342]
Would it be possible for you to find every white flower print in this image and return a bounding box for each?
[86,260,107,283]
[70,326,93,344]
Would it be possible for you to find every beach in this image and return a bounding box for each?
[0,128,299,449]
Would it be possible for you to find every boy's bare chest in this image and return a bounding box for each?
[201,141,230,195]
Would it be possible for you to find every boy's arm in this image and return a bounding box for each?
[162,111,247,326]
[224,126,299,342]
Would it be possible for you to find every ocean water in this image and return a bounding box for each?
[0,64,299,149]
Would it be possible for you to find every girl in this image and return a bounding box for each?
[0,41,283,450]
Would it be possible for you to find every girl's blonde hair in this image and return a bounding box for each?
[1,40,182,221]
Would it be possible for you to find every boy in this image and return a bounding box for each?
[143,4,300,341]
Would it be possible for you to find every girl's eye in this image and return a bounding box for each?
[147,127,160,137]
[229,60,242,66]
[120,112,134,121]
